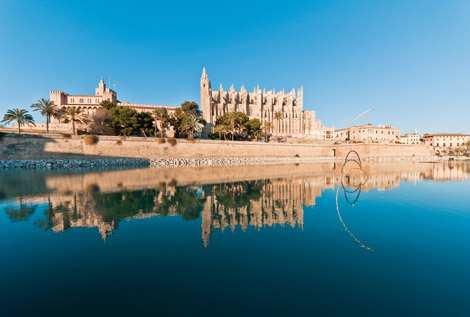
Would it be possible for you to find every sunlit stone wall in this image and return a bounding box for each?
[0,135,434,161]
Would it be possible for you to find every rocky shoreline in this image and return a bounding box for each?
[0,158,150,169]
[0,157,333,170]
[149,157,335,168]
[0,155,444,170]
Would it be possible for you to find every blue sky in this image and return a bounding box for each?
[1,0,469,133]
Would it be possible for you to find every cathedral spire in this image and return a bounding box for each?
[201,66,208,80]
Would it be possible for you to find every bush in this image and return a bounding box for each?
[116,140,123,145]
[187,135,196,143]
[167,137,177,146]
[156,138,166,144]
[61,133,72,139]
[83,135,99,145]
[86,183,100,193]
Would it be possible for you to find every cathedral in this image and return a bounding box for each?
[200,67,331,139]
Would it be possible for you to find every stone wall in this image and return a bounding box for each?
[0,134,434,161]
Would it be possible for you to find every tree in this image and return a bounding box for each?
[109,106,137,136]
[108,106,155,137]
[100,100,117,110]
[135,111,155,137]
[171,101,204,138]
[87,108,113,135]
[179,113,203,139]
[180,101,199,116]
[61,107,89,135]
[213,121,230,140]
[1,108,35,134]
[214,112,249,140]
[31,98,57,133]
[153,108,170,137]
[245,118,262,140]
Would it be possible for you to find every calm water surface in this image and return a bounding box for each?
[1,162,470,316]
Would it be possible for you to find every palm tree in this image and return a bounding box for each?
[31,98,57,133]
[153,108,170,137]
[2,108,36,134]
[274,111,283,134]
[61,107,89,135]
[180,114,203,139]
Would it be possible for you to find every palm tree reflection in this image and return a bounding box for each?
[5,197,37,222]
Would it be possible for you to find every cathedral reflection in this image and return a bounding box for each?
[2,161,470,246]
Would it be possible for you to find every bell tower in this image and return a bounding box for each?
[200,67,212,124]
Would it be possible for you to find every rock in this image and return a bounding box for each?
[0,158,150,170]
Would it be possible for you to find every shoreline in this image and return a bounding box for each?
[0,158,149,169]
[0,155,457,170]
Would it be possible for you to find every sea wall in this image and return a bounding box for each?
[0,134,434,162]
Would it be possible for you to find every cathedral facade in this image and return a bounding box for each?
[200,68,331,139]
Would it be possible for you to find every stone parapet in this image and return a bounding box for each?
[0,133,435,163]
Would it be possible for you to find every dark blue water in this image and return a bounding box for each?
[1,163,470,316]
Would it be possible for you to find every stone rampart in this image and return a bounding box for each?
[0,134,434,162]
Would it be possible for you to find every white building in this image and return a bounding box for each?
[400,133,421,145]
[335,124,400,144]
[422,133,470,151]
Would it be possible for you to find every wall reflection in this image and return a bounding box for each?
[2,161,470,246]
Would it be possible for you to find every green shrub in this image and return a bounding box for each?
[83,135,99,145]
[167,138,177,146]
[187,135,196,143]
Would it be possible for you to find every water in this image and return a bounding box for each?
[1,162,470,316]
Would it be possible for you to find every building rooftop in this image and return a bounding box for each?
[335,123,398,132]
[423,133,470,137]
[118,102,177,110]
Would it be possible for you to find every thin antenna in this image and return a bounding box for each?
[348,108,374,126]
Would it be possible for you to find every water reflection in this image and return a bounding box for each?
[2,161,470,246]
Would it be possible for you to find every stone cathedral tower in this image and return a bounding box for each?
[200,67,212,124]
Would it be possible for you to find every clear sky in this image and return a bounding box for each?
[1,0,469,133]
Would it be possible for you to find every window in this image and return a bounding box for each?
[79,98,84,103]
